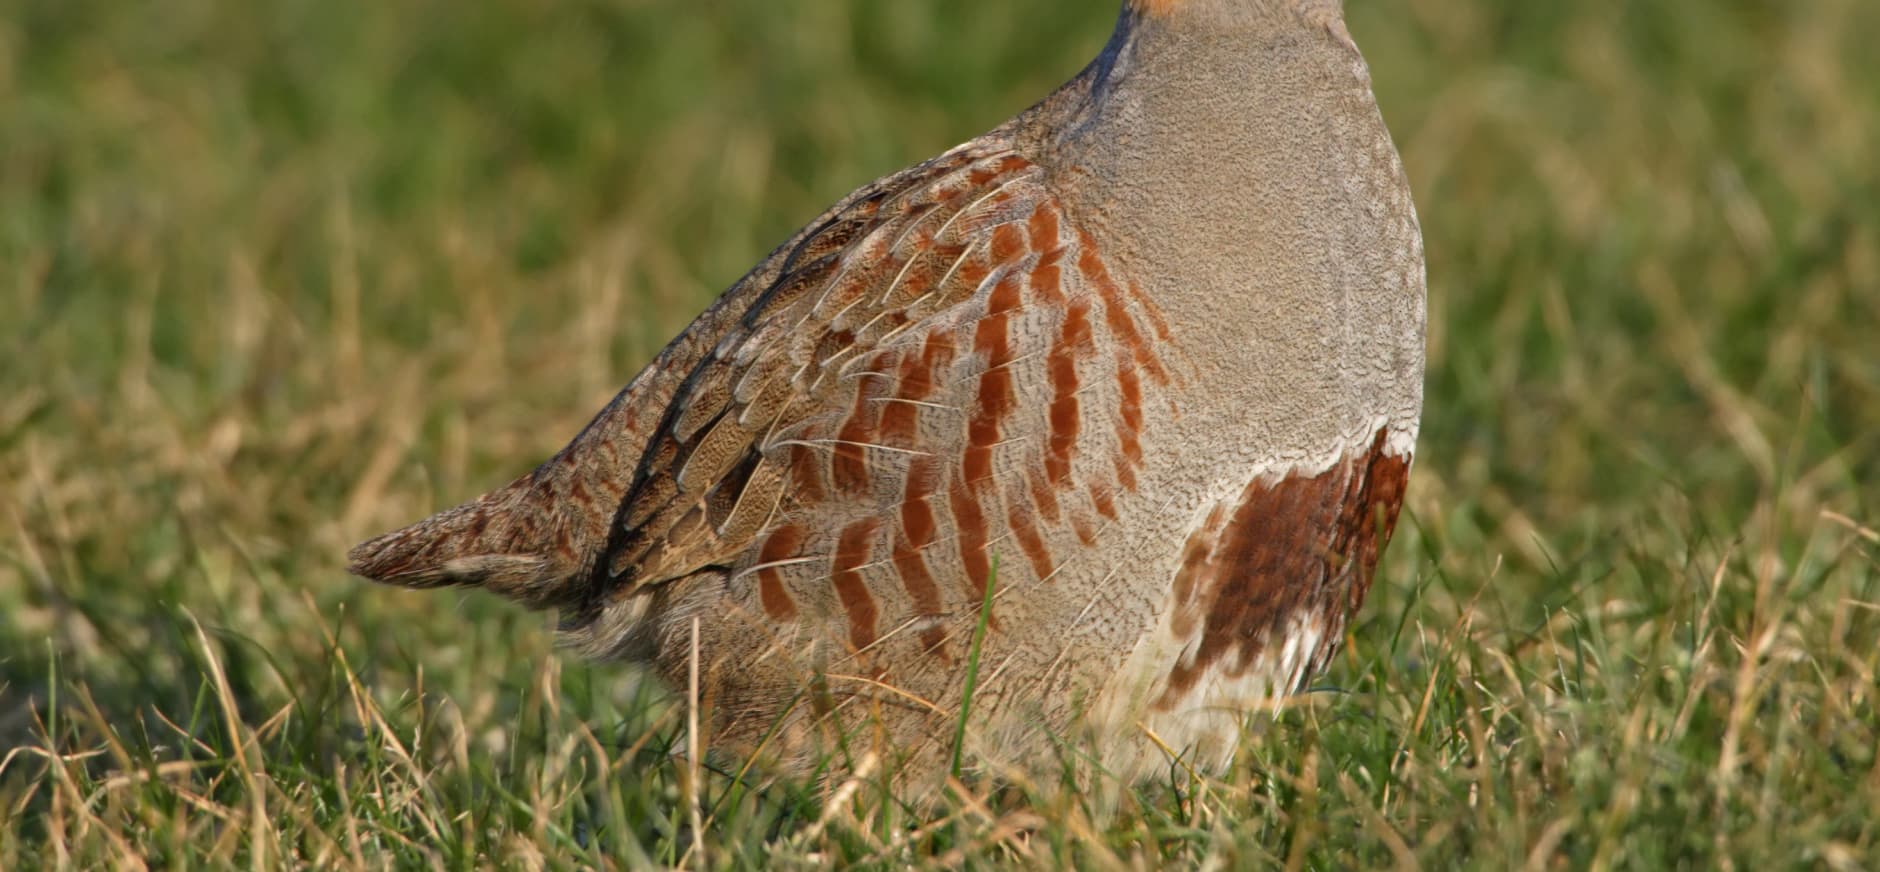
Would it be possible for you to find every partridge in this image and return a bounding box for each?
[350,0,1423,788]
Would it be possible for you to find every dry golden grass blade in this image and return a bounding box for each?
[185,612,278,869]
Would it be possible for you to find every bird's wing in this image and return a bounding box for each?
[598,141,1174,649]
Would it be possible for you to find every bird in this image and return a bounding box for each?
[349,0,1423,791]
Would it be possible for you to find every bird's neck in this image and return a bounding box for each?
[1039,0,1407,367]
[1078,0,1362,139]
[1028,0,1422,461]
[1051,0,1372,241]
[1124,0,1350,36]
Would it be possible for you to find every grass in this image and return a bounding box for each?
[3,0,1877,866]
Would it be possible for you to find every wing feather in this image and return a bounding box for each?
[599,141,1176,662]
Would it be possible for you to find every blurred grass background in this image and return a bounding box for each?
[2,0,1877,866]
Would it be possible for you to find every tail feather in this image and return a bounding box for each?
[347,472,591,610]
[350,360,667,611]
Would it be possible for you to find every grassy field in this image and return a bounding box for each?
[4,0,1878,866]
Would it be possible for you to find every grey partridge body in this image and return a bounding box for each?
[350,0,1424,787]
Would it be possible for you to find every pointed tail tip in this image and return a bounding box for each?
[345,490,508,588]
[346,525,458,588]
[344,488,586,610]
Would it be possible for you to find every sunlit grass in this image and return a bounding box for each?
[3,0,1877,866]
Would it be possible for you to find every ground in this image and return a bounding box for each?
[2,0,1877,867]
